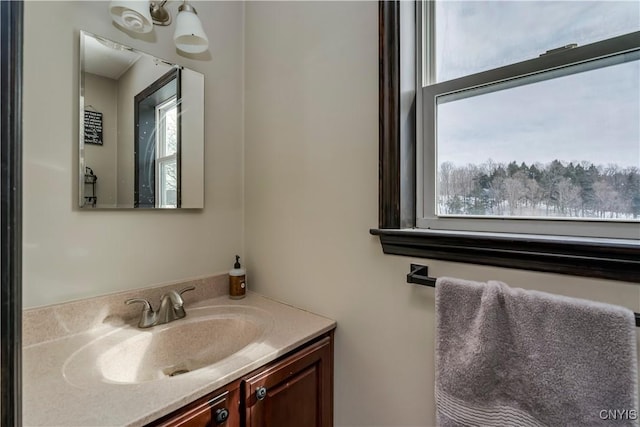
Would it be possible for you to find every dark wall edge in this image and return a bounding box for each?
[1,0,23,425]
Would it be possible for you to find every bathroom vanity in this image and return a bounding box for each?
[22,275,336,426]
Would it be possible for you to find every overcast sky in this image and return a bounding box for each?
[435,1,640,168]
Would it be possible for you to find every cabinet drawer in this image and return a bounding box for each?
[151,385,240,427]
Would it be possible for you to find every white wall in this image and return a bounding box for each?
[23,1,244,307]
[83,72,118,205]
[243,2,640,426]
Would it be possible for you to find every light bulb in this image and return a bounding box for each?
[109,1,153,34]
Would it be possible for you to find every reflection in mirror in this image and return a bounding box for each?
[79,31,204,209]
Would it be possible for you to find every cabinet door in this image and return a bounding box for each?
[243,336,333,427]
[151,386,240,427]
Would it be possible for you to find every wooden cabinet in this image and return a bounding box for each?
[243,336,333,427]
[148,332,333,427]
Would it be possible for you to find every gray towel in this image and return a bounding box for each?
[435,277,639,427]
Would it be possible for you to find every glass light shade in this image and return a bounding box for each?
[173,8,209,54]
[109,1,153,34]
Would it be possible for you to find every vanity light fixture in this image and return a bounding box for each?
[109,0,208,54]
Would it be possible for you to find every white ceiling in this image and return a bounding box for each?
[83,35,141,80]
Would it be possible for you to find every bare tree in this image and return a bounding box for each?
[555,178,581,216]
[501,178,525,215]
[439,162,454,212]
[593,181,626,218]
[524,178,541,211]
[488,176,504,215]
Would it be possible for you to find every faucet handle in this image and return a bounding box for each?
[125,298,152,310]
[179,286,195,296]
[125,298,157,328]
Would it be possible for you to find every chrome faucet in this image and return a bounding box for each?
[125,286,195,328]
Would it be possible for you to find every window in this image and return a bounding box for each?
[420,1,640,239]
[155,97,178,208]
[134,68,180,208]
[373,1,640,282]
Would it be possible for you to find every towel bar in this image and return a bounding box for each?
[407,264,640,327]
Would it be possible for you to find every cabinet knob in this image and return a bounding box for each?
[215,408,229,424]
[256,386,267,401]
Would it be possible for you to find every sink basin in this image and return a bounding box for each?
[99,317,262,383]
[63,306,272,385]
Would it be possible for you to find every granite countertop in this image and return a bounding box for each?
[23,284,336,426]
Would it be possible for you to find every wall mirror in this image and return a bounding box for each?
[79,31,204,209]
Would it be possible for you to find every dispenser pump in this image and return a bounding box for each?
[229,255,246,299]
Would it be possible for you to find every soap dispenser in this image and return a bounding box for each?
[229,255,246,299]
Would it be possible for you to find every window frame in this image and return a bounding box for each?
[371,0,640,283]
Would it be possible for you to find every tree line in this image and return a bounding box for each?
[439,159,640,219]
